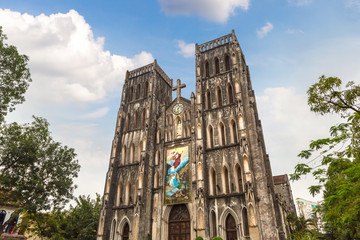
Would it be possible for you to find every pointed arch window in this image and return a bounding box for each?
[141,109,146,128]
[169,115,173,126]
[144,81,149,97]
[244,155,251,181]
[235,164,243,193]
[209,168,216,195]
[225,54,230,71]
[223,166,230,194]
[219,122,226,146]
[227,83,234,104]
[155,150,160,165]
[121,146,127,165]
[242,208,250,237]
[133,111,138,129]
[206,90,212,110]
[214,57,220,74]
[230,120,238,143]
[139,174,143,189]
[125,182,131,205]
[106,178,111,193]
[130,144,135,164]
[216,87,222,107]
[133,180,138,204]
[197,124,202,139]
[111,220,116,240]
[116,183,122,206]
[210,211,217,238]
[208,125,214,148]
[129,86,133,102]
[239,115,245,130]
[205,60,210,78]
[249,204,257,226]
[122,222,130,240]
[125,114,130,131]
[136,84,141,99]
[154,171,159,188]
[137,145,141,162]
[156,130,161,144]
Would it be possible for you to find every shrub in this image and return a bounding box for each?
[196,237,204,240]
[211,237,223,240]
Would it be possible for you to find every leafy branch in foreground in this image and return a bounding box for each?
[0,26,32,123]
[24,194,101,240]
[0,116,80,234]
[290,76,360,239]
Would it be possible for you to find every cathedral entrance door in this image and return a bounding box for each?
[168,204,190,240]
[122,222,129,240]
[225,214,237,240]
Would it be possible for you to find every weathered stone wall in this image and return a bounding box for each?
[98,31,293,240]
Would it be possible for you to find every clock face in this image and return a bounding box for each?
[173,103,184,115]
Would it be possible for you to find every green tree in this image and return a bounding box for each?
[0,26,32,123]
[286,213,320,240]
[0,116,80,234]
[25,194,101,240]
[291,76,360,239]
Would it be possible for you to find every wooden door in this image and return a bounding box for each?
[226,214,237,240]
[168,204,190,240]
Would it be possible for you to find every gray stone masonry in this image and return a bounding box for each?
[97,31,295,240]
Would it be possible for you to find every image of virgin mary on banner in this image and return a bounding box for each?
[164,145,191,204]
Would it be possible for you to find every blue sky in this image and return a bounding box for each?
[1,0,360,204]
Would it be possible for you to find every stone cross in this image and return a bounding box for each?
[172,79,186,98]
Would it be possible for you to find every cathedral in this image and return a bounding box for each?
[97,31,295,240]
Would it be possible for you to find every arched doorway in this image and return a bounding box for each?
[225,214,237,240]
[168,204,190,240]
[122,222,130,240]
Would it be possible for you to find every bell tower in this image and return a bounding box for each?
[194,30,281,239]
[97,60,173,240]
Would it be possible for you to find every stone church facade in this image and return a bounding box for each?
[97,31,295,240]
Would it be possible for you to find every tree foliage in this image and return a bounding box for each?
[286,213,320,240]
[291,76,360,239]
[0,116,80,233]
[24,194,101,240]
[0,26,32,123]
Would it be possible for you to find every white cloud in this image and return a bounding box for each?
[158,0,249,22]
[346,0,360,9]
[287,28,304,34]
[176,40,195,58]
[256,87,341,201]
[257,22,274,39]
[81,107,110,119]
[288,0,312,6]
[0,9,154,104]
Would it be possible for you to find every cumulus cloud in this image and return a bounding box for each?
[176,40,195,58]
[257,22,274,39]
[0,9,154,104]
[288,0,312,6]
[256,87,340,201]
[158,0,249,22]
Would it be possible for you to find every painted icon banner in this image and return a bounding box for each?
[164,144,191,204]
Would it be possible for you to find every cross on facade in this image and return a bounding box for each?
[172,79,186,99]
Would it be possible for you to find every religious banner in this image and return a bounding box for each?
[164,144,191,204]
